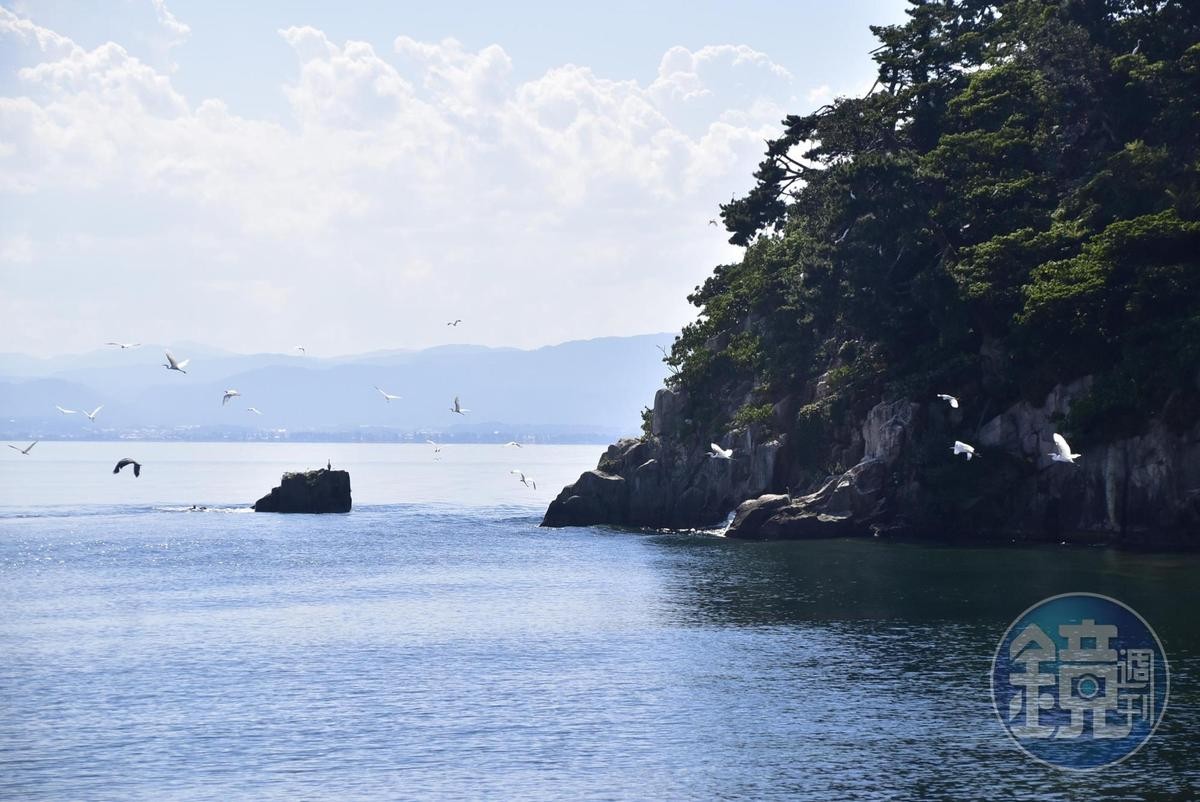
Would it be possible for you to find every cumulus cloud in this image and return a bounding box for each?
[0,3,810,355]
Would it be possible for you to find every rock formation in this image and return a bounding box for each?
[543,381,1200,547]
[254,468,352,513]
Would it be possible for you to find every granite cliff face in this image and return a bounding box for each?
[543,380,1200,547]
[254,469,352,513]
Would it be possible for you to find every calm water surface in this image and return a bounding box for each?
[1,443,1197,800]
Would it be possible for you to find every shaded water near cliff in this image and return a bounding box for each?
[1,444,1197,800]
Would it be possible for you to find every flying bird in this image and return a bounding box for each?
[450,396,470,415]
[8,441,37,455]
[83,405,103,422]
[426,439,442,459]
[952,440,977,461]
[56,405,77,415]
[1048,433,1081,465]
[708,218,718,227]
[221,389,241,406]
[162,351,189,374]
[447,319,462,327]
[247,407,263,415]
[374,386,402,402]
[510,469,536,490]
[710,443,733,460]
[937,393,960,409]
[106,342,141,349]
[295,346,306,355]
[113,457,141,477]
[503,441,522,448]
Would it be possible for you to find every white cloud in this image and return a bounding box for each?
[0,5,807,355]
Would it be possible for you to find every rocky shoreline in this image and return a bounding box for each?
[543,380,1200,548]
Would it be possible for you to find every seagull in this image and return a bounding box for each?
[1048,432,1081,465]
[247,407,263,415]
[105,342,141,349]
[503,441,522,448]
[83,405,103,422]
[374,386,402,402]
[8,441,37,455]
[56,405,77,415]
[447,319,462,327]
[221,389,241,406]
[113,457,141,477]
[450,396,469,415]
[295,346,306,355]
[952,440,977,460]
[937,393,960,409]
[709,443,733,460]
[510,469,536,490]
[163,350,189,374]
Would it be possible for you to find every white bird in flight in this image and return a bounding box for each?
[503,441,522,448]
[1048,433,1081,465]
[510,469,536,490]
[937,393,960,409]
[450,396,469,415]
[710,443,733,460]
[56,405,77,415]
[295,346,306,355]
[162,351,189,374]
[8,440,37,455]
[247,407,263,415]
[426,439,442,453]
[84,405,103,422]
[222,389,241,406]
[952,440,977,460]
[106,342,141,349]
[374,386,402,402]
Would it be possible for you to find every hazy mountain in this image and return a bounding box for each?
[0,334,676,441]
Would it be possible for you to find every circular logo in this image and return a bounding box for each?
[991,593,1169,771]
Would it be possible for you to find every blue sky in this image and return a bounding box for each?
[0,1,908,356]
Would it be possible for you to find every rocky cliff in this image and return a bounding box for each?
[254,468,352,513]
[543,380,1200,547]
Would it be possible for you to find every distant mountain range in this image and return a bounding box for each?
[0,334,676,442]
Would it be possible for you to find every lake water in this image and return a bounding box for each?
[1,443,1197,800]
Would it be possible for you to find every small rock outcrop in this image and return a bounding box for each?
[253,468,352,513]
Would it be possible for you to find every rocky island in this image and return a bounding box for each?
[545,4,1200,548]
[254,468,352,513]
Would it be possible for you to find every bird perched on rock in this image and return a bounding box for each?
[113,458,141,477]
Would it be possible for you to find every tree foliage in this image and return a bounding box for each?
[669,0,1200,445]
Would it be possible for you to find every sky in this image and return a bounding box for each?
[0,0,908,357]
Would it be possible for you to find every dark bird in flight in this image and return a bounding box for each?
[8,440,37,455]
[113,458,142,477]
[708,218,718,226]
[447,319,462,326]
